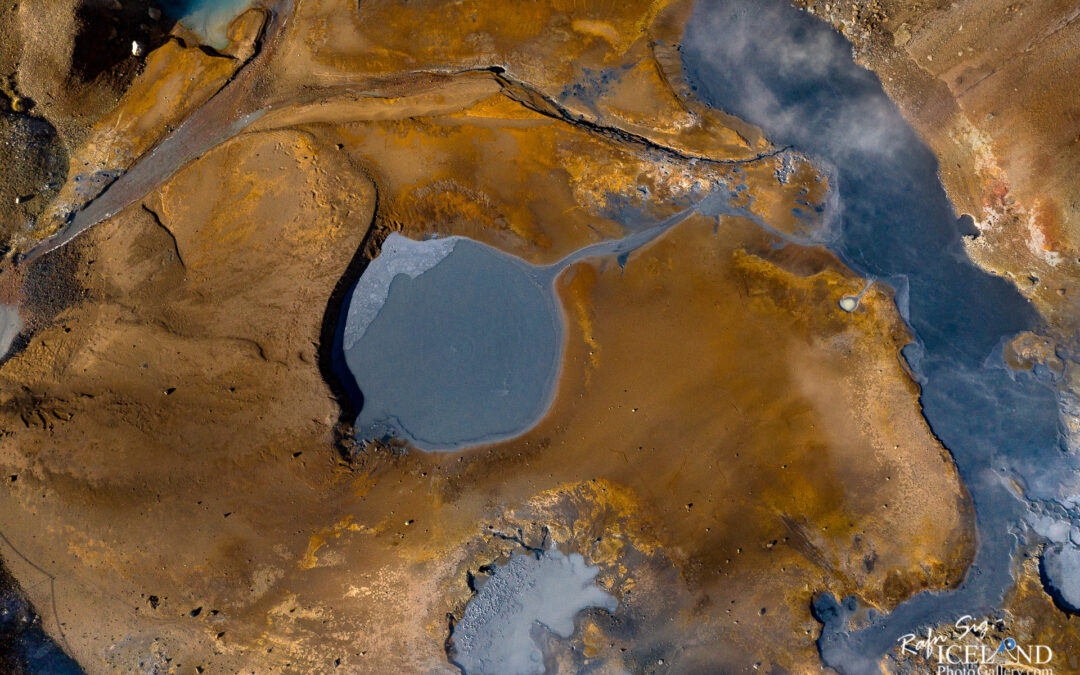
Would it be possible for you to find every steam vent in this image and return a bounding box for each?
[1,0,1079,673]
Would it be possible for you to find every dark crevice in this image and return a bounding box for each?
[140,203,186,269]
[444,612,466,674]
[489,527,547,559]
[316,186,387,456]
[195,43,237,60]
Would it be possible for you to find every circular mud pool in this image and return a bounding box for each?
[342,233,563,451]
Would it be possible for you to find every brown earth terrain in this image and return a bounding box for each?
[0,106,974,668]
[6,0,1074,672]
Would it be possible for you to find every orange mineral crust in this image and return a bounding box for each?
[266,0,763,160]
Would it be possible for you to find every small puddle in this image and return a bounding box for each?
[158,0,258,49]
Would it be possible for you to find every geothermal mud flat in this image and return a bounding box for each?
[0,0,1075,672]
[450,548,617,675]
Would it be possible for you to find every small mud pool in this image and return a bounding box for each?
[158,0,258,49]
[449,549,617,675]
